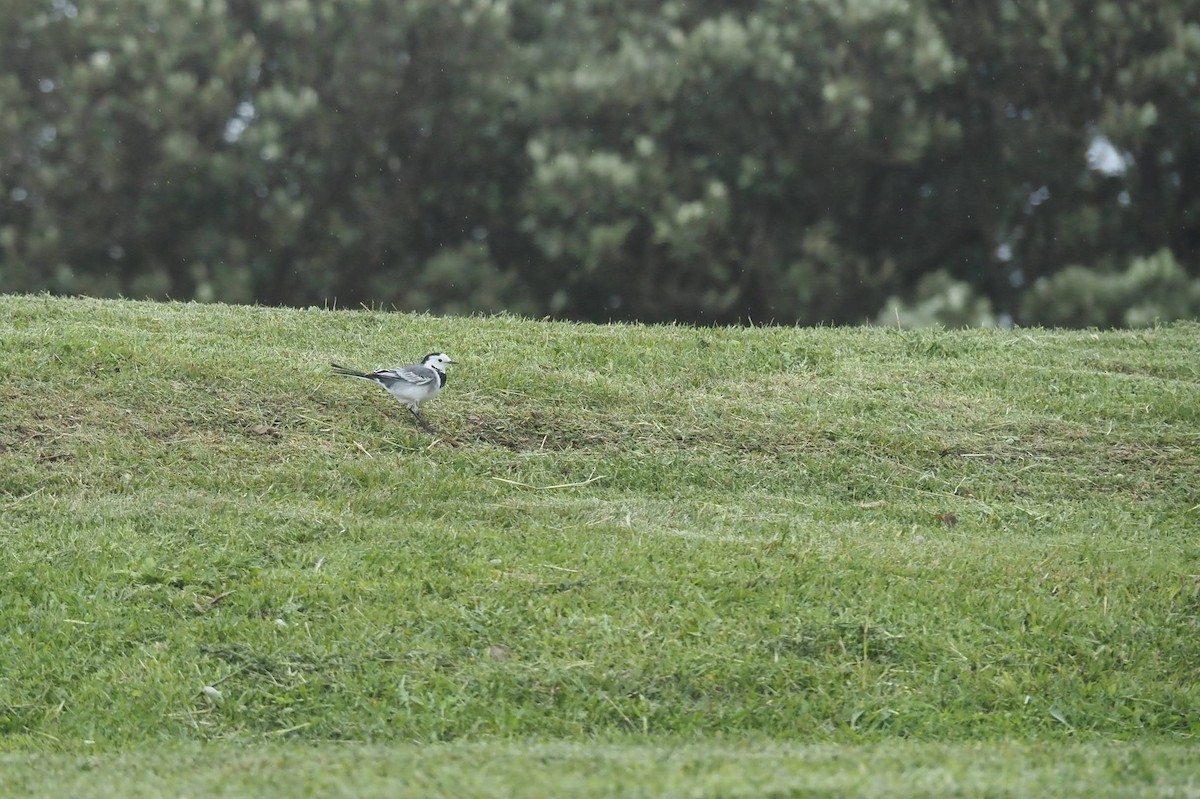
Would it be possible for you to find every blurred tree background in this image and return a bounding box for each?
[2,0,1198,327]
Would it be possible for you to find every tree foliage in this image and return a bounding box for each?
[2,0,1198,326]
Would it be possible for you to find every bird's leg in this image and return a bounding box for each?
[410,408,438,434]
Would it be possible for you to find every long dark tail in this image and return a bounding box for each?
[330,362,369,379]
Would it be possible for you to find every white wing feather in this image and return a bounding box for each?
[371,366,436,386]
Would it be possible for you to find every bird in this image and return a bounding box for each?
[330,352,455,434]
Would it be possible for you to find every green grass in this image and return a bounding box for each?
[1,295,1198,795]
[3,741,1198,798]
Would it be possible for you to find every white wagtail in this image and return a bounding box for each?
[331,352,455,434]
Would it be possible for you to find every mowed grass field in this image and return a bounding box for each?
[1,295,1197,796]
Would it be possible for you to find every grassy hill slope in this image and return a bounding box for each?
[1,295,1197,794]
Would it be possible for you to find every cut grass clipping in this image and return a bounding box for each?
[1,295,1197,795]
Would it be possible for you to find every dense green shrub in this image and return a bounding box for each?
[2,0,1198,325]
[875,271,998,329]
[1022,250,1200,328]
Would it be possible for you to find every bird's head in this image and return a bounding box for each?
[422,352,455,372]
